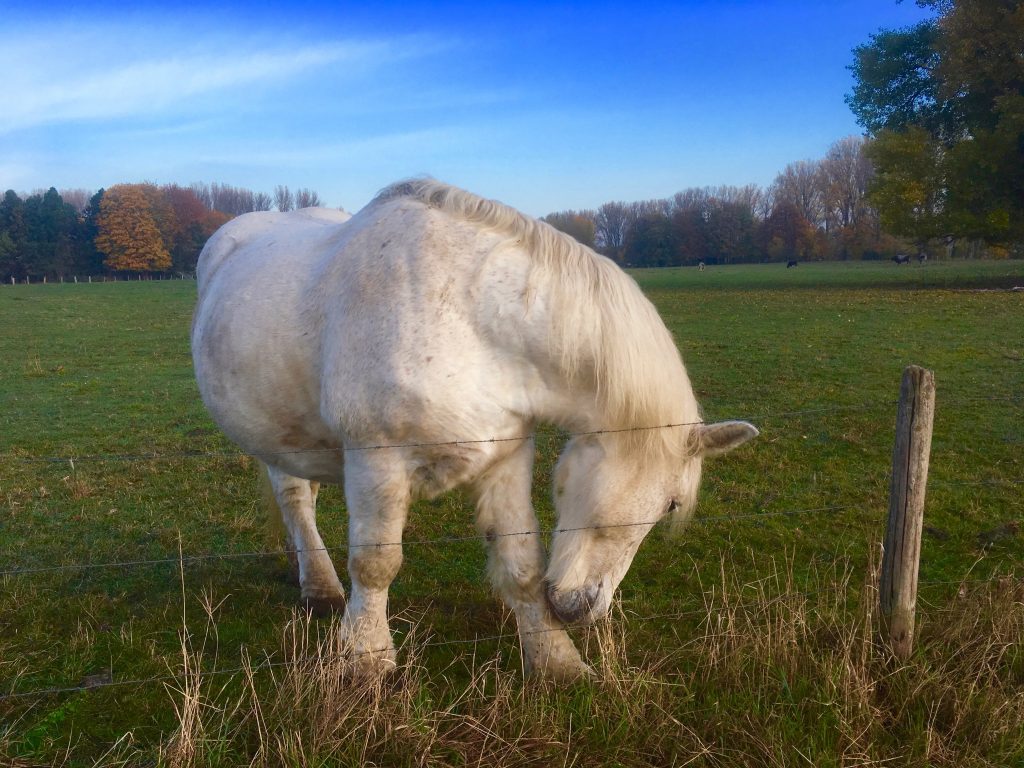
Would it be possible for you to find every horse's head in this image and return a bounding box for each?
[545,421,758,625]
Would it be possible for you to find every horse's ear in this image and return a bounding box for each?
[697,421,758,457]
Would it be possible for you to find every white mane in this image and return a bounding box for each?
[374,179,702,461]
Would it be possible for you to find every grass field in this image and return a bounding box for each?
[1,260,1023,766]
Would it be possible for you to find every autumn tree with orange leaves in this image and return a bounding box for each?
[95,184,172,273]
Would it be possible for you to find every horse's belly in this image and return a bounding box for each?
[193,284,345,482]
[265,444,344,484]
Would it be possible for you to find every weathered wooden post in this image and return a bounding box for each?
[880,365,936,659]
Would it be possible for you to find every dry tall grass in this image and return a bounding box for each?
[63,556,1024,767]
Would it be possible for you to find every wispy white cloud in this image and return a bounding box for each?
[0,23,447,134]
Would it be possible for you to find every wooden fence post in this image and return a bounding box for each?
[880,365,936,659]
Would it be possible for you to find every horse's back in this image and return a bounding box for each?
[196,207,352,292]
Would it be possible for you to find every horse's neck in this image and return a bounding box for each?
[480,255,690,436]
[539,260,699,436]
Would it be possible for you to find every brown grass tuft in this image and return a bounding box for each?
[135,555,1024,767]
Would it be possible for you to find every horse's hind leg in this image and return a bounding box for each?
[472,439,590,680]
[264,463,346,614]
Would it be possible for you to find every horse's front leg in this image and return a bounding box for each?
[341,454,409,675]
[473,439,591,680]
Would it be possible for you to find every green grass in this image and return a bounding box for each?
[1,261,1022,766]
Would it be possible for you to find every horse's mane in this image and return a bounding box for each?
[373,179,702,462]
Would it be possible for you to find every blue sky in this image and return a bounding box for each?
[1,1,934,216]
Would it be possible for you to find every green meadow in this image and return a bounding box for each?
[1,260,1022,766]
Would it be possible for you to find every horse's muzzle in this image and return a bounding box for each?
[545,581,603,625]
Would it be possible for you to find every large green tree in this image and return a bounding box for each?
[937,0,1024,243]
[848,0,1024,246]
[22,188,81,278]
[0,190,27,279]
[847,21,950,137]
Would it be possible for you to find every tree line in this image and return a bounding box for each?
[0,182,322,280]
[543,136,899,267]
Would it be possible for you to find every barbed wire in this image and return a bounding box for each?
[3,571,1016,704]
[0,503,859,578]
[1,395,1019,705]
[0,389,1016,418]
[0,589,851,703]
[2,392,1019,466]
[930,477,1024,488]
[0,402,893,465]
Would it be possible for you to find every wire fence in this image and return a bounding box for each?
[1,397,1021,704]
[0,503,862,578]
[1,392,1018,465]
[0,402,892,465]
[0,612,794,702]
[1,570,1015,704]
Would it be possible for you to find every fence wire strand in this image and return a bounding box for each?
[0,504,860,578]
[3,571,1014,704]
[0,589,840,703]
[0,401,894,465]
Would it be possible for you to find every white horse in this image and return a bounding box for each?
[191,179,757,679]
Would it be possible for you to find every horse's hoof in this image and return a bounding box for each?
[524,652,595,682]
[352,654,398,680]
[302,594,347,617]
[533,661,594,683]
[344,647,399,683]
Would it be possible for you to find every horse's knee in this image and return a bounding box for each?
[276,483,311,508]
[487,537,545,601]
[349,547,403,589]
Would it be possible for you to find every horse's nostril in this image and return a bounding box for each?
[545,582,602,625]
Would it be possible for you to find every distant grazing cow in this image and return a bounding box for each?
[893,253,910,265]
[697,261,705,271]
[786,260,798,268]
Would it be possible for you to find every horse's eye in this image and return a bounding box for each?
[666,499,679,514]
